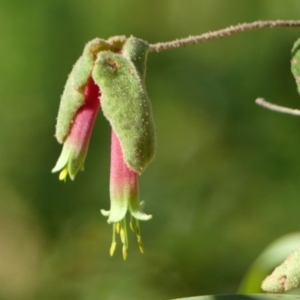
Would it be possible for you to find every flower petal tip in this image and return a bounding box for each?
[100,209,110,217]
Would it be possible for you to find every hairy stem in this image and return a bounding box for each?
[255,98,300,116]
[149,20,300,52]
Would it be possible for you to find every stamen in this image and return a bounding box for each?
[108,217,147,258]
[122,245,128,260]
[138,238,145,253]
[119,219,129,260]
[59,166,68,181]
[130,218,145,253]
[134,219,141,237]
[129,217,135,232]
[109,219,129,260]
[120,226,125,243]
[110,223,117,256]
[135,220,145,253]
[110,242,117,256]
[116,222,120,234]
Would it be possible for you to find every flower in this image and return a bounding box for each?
[101,130,152,260]
[52,73,152,259]
[52,77,100,180]
[53,36,156,259]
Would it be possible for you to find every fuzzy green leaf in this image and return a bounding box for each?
[122,36,149,79]
[55,38,112,143]
[92,38,156,174]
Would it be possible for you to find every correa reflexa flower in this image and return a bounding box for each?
[52,77,100,180]
[101,131,151,259]
[52,36,156,259]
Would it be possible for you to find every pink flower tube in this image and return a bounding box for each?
[101,130,151,260]
[52,77,100,180]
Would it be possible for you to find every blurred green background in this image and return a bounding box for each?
[1,1,300,299]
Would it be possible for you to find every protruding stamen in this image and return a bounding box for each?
[138,237,145,254]
[110,223,117,256]
[135,220,145,253]
[134,219,141,237]
[122,245,128,260]
[116,222,120,234]
[109,219,129,259]
[129,217,135,232]
[108,216,147,258]
[59,167,68,181]
[120,227,125,244]
[132,219,144,253]
[121,218,129,251]
[110,242,117,256]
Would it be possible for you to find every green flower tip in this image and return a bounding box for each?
[51,147,76,181]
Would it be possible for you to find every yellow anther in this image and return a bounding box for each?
[110,242,117,256]
[120,227,125,244]
[122,245,128,260]
[107,217,148,259]
[59,166,68,181]
[129,219,135,232]
[138,244,145,254]
[137,236,144,253]
[116,222,120,234]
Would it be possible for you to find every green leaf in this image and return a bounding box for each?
[92,37,156,174]
[55,38,113,143]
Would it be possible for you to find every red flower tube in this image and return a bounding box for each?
[52,77,100,180]
[101,130,152,260]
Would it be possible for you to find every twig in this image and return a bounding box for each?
[255,98,300,116]
[149,20,300,52]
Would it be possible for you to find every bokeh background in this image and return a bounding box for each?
[1,1,300,299]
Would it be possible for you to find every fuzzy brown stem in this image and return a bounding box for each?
[149,20,300,52]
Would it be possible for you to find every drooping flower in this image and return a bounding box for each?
[52,36,156,259]
[101,130,152,259]
[52,77,100,180]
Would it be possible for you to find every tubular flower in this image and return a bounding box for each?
[101,131,152,259]
[52,36,156,259]
[52,77,100,180]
